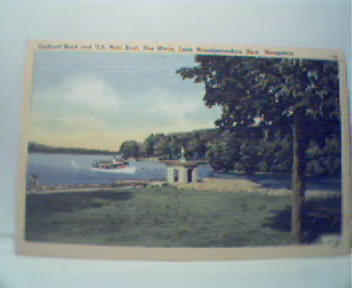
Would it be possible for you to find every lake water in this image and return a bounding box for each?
[27,153,213,186]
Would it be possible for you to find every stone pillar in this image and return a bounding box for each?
[192,167,199,182]
[167,167,174,183]
[179,167,188,183]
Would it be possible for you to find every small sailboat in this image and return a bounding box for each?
[91,155,136,174]
[70,159,78,169]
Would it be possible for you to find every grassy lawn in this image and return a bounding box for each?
[25,186,340,247]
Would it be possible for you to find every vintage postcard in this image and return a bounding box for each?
[17,41,350,260]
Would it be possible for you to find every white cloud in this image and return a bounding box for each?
[64,75,122,111]
[33,74,122,113]
[154,96,200,119]
[133,86,201,117]
[30,74,219,148]
[30,74,124,140]
[150,90,217,132]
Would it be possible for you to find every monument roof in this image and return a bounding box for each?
[160,160,200,167]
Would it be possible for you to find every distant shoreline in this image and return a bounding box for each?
[28,150,115,155]
[28,142,115,155]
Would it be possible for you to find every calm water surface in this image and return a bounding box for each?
[27,153,213,186]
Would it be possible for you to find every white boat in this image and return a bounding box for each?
[91,165,136,174]
[91,156,136,174]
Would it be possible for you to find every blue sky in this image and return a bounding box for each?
[29,51,221,151]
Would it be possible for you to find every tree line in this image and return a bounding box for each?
[28,142,114,155]
[119,127,340,177]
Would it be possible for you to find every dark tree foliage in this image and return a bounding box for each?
[176,55,340,243]
[257,134,293,174]
[143,133,158,157]
[119,140,143,159]
[138,128,339,177]
[206,131,240,171]
[176,55,339,138]
[154,134,172,159]
[305,135,341,176]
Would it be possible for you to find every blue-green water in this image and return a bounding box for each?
[27,153,213,186]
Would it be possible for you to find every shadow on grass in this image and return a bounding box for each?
[264,196,341,243]
[26,190,134,215]
[213,171,341,192]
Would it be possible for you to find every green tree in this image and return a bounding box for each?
[206,131,240,171]
[185,132,208,160]
[154,135,171,159]
[257,133,292,174]
[119,140,142,159]
[143,134,157,157]
[177,55,340,242]
[305,135,341,176]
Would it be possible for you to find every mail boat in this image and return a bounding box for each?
[91,156,136,174]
